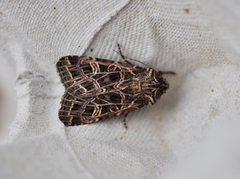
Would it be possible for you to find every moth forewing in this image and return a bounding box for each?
[57,44,175,128]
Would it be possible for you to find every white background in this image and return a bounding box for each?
[0,0,240,178]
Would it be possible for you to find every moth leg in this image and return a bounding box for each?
[160,71,176,75]
[117,43,132,65]
[123,113,128,130]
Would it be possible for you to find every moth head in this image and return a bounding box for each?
[155,72,169,99]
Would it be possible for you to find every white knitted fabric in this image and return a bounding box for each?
[0,0,240,179]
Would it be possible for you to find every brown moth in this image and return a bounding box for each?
[57,43,175,129]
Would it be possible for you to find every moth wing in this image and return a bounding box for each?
[57,56,145,96]
[58,92,96,126]
[57,56,147,126]
[58,91,146,126]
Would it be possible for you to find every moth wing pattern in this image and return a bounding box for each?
[57,56,148,126]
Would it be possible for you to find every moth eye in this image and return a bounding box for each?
[156,89,163,99]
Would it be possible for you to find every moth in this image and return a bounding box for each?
[57,43,175,129]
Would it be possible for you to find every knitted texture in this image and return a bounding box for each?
[0,0,240,178]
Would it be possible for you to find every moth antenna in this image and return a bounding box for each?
[113,49,152,69]
[113,47,175,75]
[123,113,128,130]
[158,71,176,75]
